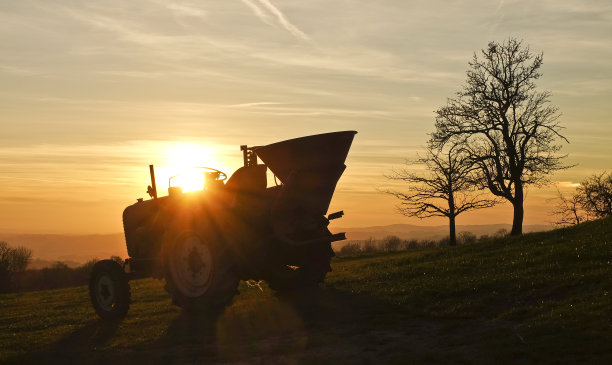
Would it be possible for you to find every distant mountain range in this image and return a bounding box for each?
[1,223,552,268]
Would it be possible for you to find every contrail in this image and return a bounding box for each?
[258,0,310,41]
[241,0,310,41]
[496,0,505,11]
[241,0,274,26]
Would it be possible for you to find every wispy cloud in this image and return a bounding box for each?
[62,8,170,47]
[556,181,581,189]
[228,101,285,108]
[241,0,310,41]
[163,2,207,18]
[0,64,44,76]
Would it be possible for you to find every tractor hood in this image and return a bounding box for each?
[253,131,357,215]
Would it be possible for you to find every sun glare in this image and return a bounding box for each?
[158,143,224,193]
[171,170,206,193]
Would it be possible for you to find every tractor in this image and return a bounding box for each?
[89,131,357,319]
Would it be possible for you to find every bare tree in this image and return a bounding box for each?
[382,144,497,245]
[551,188,587,226]
[431,38,569,235]
[576,171,612,219]
[0,241,33,292]
[0,242,32,272]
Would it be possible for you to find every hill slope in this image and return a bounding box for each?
[1,217,610,364]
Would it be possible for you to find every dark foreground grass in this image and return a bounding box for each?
[1,217,610,364]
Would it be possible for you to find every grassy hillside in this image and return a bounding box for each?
[1,217,610,364]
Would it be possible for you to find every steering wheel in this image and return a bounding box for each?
[195,166,227,181]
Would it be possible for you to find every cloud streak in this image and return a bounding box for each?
[241,0,310,41]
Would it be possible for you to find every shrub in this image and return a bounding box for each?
[0,241,32,293]
[339,242,362,256]
[405,239,420,249]
[14,258,117,292]
[423,240,437,248]
[382,235,402,252]
[362,238,378,253]
[457,231,477,244]
[437,236,450,247]
[494,228,509,238]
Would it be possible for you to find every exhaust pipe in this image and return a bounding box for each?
[147,164,158,199]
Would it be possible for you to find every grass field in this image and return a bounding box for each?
[1,216,611,364]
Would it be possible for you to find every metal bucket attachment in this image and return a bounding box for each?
[253,131,357,216]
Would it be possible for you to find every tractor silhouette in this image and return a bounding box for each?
[89,131,356,319]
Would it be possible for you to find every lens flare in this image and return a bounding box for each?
[159,143,222,193]
[171,170,205,192]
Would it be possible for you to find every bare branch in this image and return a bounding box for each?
[550,188,586,226]
[577,171,612,218]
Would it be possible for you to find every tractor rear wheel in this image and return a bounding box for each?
[163,226,238,312]
[89,259,131,320]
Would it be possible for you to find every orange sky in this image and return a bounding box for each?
[1,1,611,234]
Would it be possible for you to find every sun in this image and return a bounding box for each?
[170,170,207,193]
[159,142,223,193]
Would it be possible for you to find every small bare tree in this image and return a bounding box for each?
[0,241,33,292]
[0,241,32,272]
[383,144,497,245]
[431,38,569,235]
[551,172,610,226]
[577,171,612,219]
[551,188,587,226]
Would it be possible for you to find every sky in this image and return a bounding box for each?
[1,0,611,234]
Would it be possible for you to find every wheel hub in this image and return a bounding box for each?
[187,246,206,277]
[169,233,214,297]
[96,275,115,311]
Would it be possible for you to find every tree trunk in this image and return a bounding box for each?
[449,215,457,245]
[511,183,524,235]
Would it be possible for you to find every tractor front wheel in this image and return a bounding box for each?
[89,259,131,320]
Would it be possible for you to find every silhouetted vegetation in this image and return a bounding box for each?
[0,241,32,293]
[5,255,124,293]
[13,260,96,292]
[336,232,491,257]
[431,38,569,236]
[577,171,612,218]
[553,171,612,226]
[384,144,497,245]
[553,188,587,226]
[457,231,477,244]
